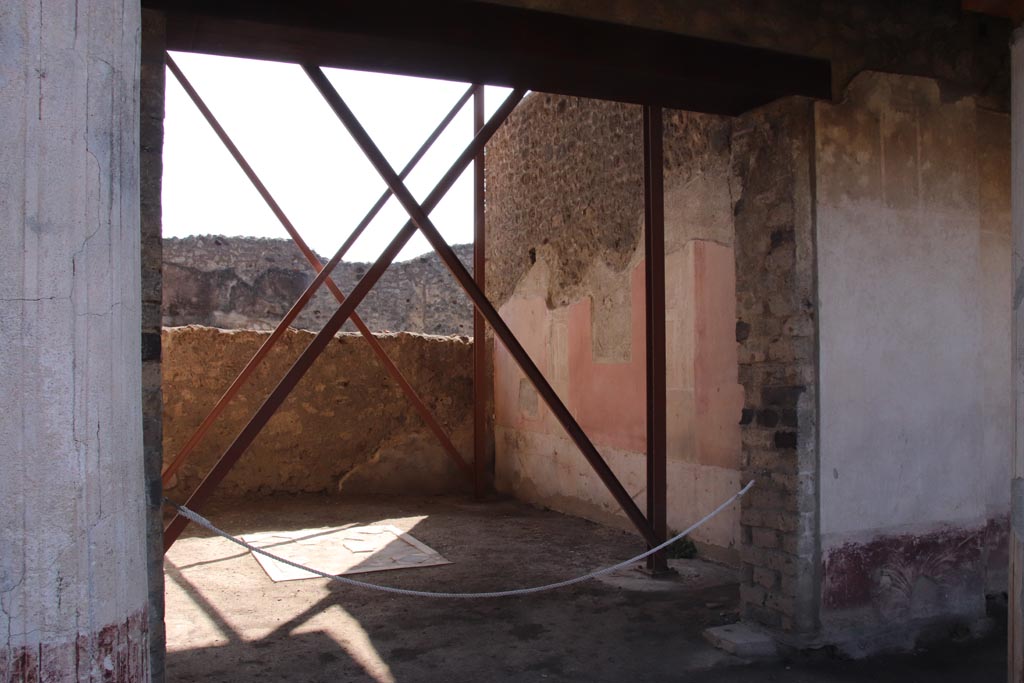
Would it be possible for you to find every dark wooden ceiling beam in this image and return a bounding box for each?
[147,0,831,115]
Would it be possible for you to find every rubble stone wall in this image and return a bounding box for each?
[162,326,474,498]
[730,96,820,636]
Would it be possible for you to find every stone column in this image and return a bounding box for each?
[0,0,148,681]
[1011,26,1024,683]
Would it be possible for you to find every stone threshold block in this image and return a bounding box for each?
[703,623,779,658]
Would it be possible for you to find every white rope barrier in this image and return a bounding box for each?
[166,479,754,599]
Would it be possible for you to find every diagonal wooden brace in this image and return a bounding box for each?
[162,86,527,551]
[304,66,661,547]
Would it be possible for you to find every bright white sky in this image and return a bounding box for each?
[162,51,513,262]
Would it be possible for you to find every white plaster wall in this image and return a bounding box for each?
[0,0,146,670]
[816,73,1012,541]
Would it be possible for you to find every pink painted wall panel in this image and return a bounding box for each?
[567,263,648,453]
[494,295,553,434]
[495,245,741,466]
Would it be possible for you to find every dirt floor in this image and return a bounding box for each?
[163,494,1006,682]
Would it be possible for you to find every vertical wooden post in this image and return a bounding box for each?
[473,86,488,499]
[643,105,669,572]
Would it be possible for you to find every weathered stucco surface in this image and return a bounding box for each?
[163,236,475,335]
[487,74,1013,648]
[487,90,825,636]
[0,0,149,679]
[162,327,473,498]
[815,72,1011,648]
[487,95,743,563]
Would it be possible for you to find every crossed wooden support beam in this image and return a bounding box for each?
[163,62,668,566]
[161,55,475,490]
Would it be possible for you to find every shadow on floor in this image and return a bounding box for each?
[163,494,1007,683]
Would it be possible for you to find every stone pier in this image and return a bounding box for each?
[0,0,148,680]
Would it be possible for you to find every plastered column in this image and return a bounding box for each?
[1011,27,1024,683]
[0,1,148,681]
